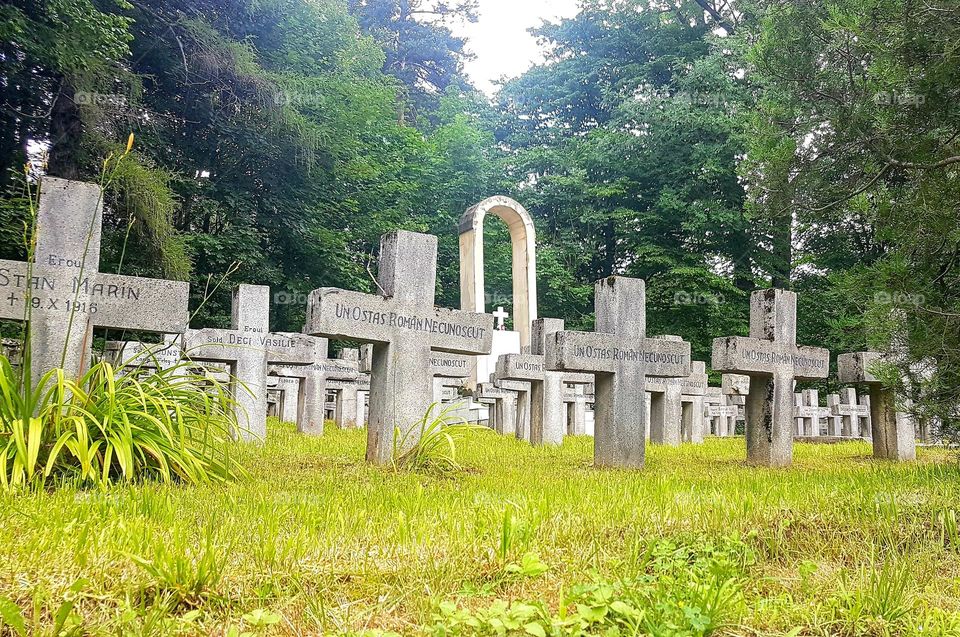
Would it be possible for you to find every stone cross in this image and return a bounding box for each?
[267,375,301,423]
[268,339,347,436]
[712,289,829,467]
[493,306,509,331]
[643,336,698,446]
[564,382,592,436]
[546,277,690,468]
[793,389,820,437]
[704,387,737,436]
[184,284,318,441]
[305,230,493,464]
[496,318,592,446]
[721,373,749,431]
[680,362,709,443]
[838,352,916,461]
[0,177,190,385]
[105,334,183,376]
[477,381,518,435]
[828,388,871,437]
[323,349,363,429]
[431,353,473,404]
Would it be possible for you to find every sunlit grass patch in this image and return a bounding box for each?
[0,422,957,635]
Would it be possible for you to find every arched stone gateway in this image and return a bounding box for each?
[459,196,538,349]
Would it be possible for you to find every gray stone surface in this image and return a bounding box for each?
[546,277,690,468]
[680,362,708,443]
[828,388,871,437]
[712,289,829,467]
[431,353,473,405]
[477,381,518,435]
[105,334,183,374]
[305,230,493,464]
[268,338,336,436]
[497,318,593,446]
[185,285,322,441]
[564,383,589,436]
[0,177,190,385]
[838,351,916,461]
[645,336,697,446]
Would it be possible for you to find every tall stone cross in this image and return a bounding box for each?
[712,289,830,467]
[305,230,493,464]
[493,306,509,331]
[545,277,690,468]
[838,352,916,461]
[496,318,592,446]
[184,284,318,441]
[0,177,190,384]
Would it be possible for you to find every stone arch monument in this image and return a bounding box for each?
[459,196,538,349]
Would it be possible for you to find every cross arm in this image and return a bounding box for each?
[547,331,690,376]
[306,288,493,355]
[712,336,829,380]
[89,272,189,332]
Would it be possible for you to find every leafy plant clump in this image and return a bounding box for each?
[392,402,484,474]
[432,536,750,636]
[0,354,246,490]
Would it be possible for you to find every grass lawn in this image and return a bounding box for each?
[1,421,959,636]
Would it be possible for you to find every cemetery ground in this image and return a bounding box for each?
[2,423,959,637]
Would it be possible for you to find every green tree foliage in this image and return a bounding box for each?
[743,0,960,429]
[497,0,751,357]
[348,0,478,123]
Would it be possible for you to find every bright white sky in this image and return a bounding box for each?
[457,0,581,95]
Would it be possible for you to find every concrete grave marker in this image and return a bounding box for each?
[828,388,871,438]
[496,318,593,446]
[546,277,690,468]
[564,383,592,436]
[267,338,341,435]
[704,387,737,436]
[0,177,190,384]
[680,362,709,443]
[185,284,319,441]
[493,306,509,331]
[305,230,493,464]
[431,353,473,404]
[712,289,830,467]
[104,334,183,376]
[838,352,916,461]
[477,381,518,435]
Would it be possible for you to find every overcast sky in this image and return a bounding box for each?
[456,0,581,95]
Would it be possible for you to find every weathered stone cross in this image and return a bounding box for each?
[712,289,830,466]
[305,230,493,464]
[496,318,592,446]
[0,177,190,384]
[184,284,319,441]
[838,351,916,461]
[546,277,690,468]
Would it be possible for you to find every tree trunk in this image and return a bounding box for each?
[46,77,83,180]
